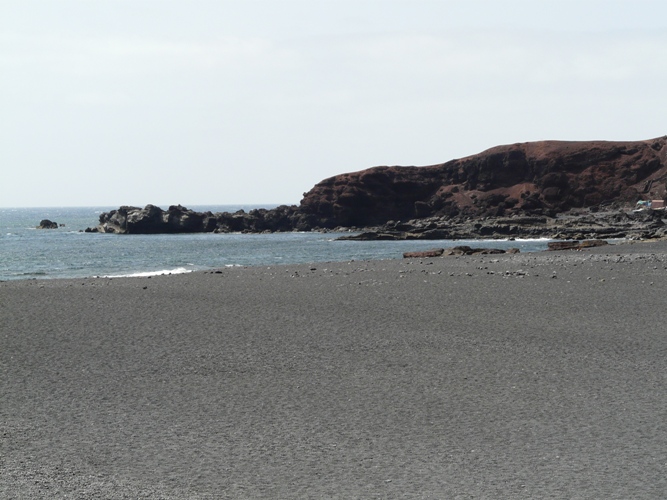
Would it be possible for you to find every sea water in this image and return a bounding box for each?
[0,206,553,281]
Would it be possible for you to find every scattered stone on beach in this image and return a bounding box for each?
[548,241,581,251]
[504,269,528,277]
[36,219,59,229]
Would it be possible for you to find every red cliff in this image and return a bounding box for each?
[299,137,667,228]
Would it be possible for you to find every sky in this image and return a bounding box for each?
[1,0,666,208]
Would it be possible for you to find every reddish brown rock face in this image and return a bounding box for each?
[299,137,667,228]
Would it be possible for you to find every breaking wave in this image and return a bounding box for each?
[100,267,193,278]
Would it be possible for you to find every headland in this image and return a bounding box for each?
[86,137,667,241]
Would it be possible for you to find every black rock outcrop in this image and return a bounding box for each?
[85,204,314,234]
[37,219,59,229]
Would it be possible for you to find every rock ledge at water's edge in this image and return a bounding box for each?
[86,204,313,235]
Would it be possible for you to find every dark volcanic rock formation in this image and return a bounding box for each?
[299,137,667,228]
[86,204,313,234]
[336,209,667,241]
[89,205,219,234]
[37,219,59,229]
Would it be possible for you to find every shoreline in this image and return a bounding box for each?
[3,241,667,498]
[88,202,667,241]
[4,235,665,283]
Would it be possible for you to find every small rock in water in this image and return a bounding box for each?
[36,219,59,229]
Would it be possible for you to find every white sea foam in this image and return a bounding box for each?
[499,237,553,242]
[100,267,193,278]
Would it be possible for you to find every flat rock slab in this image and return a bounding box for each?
[548,239,609,251]
[403,248,445,258]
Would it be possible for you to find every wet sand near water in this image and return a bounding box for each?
[2,241,667,498]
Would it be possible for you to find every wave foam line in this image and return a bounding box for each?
[100,267,193,278]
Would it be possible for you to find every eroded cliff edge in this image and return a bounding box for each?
[300,137,667,227]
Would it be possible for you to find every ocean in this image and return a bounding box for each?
[1,206,554,281]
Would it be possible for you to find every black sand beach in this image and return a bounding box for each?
[2,242,667,498]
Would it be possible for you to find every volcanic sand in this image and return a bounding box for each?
[2,242,667,498]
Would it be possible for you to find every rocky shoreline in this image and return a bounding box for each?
[336,207,667,241]
[84,204,311,235]
[85,203,667,242]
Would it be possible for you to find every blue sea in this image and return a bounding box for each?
[1,206,553,281]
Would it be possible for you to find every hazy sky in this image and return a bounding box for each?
[2,0,666,207]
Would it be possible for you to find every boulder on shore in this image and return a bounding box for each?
[403,248,445,258]
[443,246,509,256]
[547,240,609,251]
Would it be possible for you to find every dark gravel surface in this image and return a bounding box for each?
[2,242,667,498]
